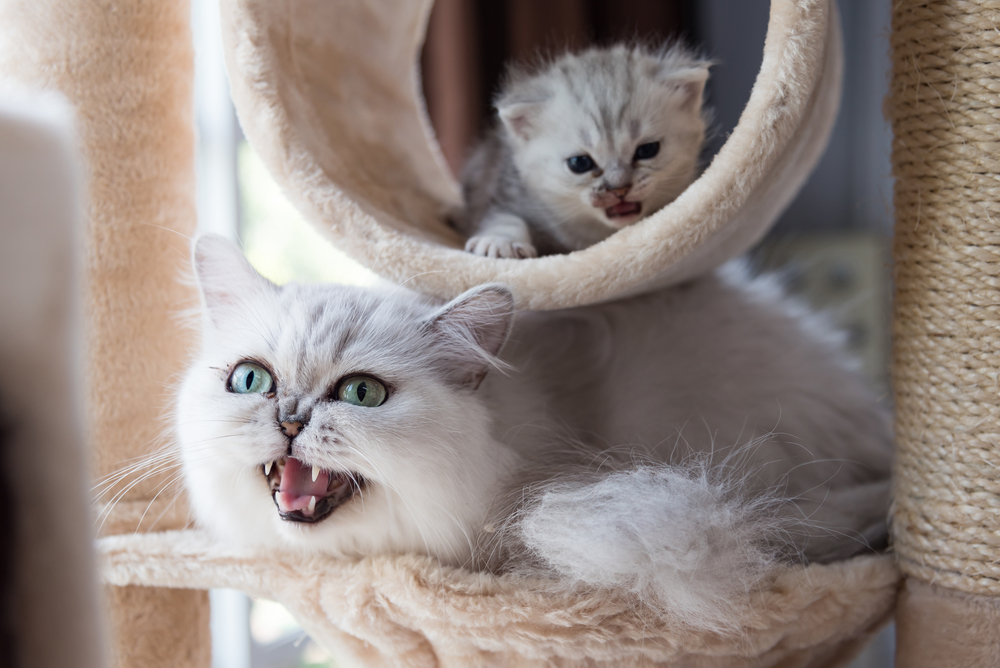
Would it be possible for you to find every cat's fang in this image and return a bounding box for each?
[265,456,367,523]
[264,461,272,475]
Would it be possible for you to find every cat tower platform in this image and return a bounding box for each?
[101,530,897,667]
[10,0,1000,665]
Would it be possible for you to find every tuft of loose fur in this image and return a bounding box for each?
[455,43,711,257]
[516,463,785,633]
[172,236,893,633]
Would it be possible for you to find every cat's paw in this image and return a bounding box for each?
[465,236,538,259]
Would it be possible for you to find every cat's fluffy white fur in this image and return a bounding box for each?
[515,465,785,628]
[456,43,711,257]
[177,236,892,633]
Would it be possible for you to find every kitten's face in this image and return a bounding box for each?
[178,237,517,566]
[500,45,709,231]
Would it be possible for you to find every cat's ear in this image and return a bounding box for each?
[426,284,515,389]
[496,90,549,141]
[497,100,546,142]
[192,234,276,318]
[496,73,551,142]
[659,65,710,113]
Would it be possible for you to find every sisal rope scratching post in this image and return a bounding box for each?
[0,2,209,667]
[890,1,1000,665]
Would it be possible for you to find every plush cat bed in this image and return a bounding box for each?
[221,0,843,310]
[101,530,896,668]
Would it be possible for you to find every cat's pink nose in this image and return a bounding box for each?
[280,421,303,438]
[609,185,631,198]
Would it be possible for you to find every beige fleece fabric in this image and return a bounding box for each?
[0,2,209,667]
[222,0,843,310]
[895,579,1000,667]
[101,530,897,668]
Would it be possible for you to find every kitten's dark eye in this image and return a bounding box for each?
[633,142,660,161]
[229,362,274,394]
[567,154,596,174]
[337,375,388,407]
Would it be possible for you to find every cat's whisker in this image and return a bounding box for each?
[133,471,188,533]
[96,464,183,534]
[387,270,450,295]
[147,487,188,533]
[97,461,178,507]
[92,453,183,500]
[92,458,178,498]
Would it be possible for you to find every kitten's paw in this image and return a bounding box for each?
[465,236,538,259]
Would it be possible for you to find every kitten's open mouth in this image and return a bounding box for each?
[263,456,365,524]
[605,201,643,221]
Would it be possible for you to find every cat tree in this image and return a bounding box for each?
[9,0,994,665]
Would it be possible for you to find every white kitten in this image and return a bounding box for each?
[456,44,710,257]
[177,236,892,631]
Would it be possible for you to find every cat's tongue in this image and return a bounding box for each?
[606,201,642,219]
[276,457,330,514]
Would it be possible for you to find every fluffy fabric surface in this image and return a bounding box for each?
[100,530,897,668]
[0,0,201,534]
[895,579,1000,668]
[220,0,842,309]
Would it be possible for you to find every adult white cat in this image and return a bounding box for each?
[178,236,891,631]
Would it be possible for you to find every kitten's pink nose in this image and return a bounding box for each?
[609,185,631,199]
[280,421,303,438]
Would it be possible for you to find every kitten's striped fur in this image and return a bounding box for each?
[456,44,710,257]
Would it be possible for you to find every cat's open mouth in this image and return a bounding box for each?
[263,456,365,524]
[605,200,643,221]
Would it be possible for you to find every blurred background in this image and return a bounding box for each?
[194,1,895,666]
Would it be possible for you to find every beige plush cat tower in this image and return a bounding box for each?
[2,0,997,665]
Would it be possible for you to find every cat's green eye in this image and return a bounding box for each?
[229,362,274,394]
[337,375,387,407]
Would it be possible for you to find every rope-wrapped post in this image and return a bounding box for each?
[0,1,209,666]
[890,1,1000,664]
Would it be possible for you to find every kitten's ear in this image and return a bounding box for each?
[192,234,276,317]
[659,66,710,112]
[497,100,545,142]
[426,284,515,389]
